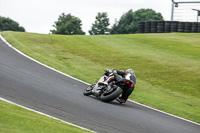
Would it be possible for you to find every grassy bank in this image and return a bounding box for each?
[0,100,91,133]
[2,31,200,124]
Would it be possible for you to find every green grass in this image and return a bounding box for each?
[0,100,92,133]
[2,31,200,124]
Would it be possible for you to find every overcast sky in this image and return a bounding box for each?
[0,0,199,34]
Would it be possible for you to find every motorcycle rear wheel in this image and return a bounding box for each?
[100,87,123,102]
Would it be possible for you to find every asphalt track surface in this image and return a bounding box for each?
[0,37,200,133]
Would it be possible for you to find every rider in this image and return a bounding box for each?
[106,69,136,104]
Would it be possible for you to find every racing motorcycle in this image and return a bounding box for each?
[83,71,134,103]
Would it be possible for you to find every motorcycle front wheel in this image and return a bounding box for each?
[83,83,96,96]
[100,86,123,102]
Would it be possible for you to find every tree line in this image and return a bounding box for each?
[52,9,163,35]
[0,16,25,32]
[0,9,163,35]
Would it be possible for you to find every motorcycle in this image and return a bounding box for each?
[83,71,134,103]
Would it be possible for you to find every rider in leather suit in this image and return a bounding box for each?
[107,69,136,104]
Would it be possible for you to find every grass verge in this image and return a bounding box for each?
[0,99,92,133]
[2,31,200,124]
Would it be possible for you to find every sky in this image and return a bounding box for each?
[0,0,199,34]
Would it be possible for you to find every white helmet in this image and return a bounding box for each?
[126,69,135,75]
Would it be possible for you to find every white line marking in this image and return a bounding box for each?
[0,33,199,127]
[127,99,200,126]
[0,97,95,132]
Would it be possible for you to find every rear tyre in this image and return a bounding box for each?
[83,83,96,96]
[100,87,123,102]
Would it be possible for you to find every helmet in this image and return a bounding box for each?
[126,69,135,75]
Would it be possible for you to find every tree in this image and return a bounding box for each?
[50,13,85,35]
[111,10,134,34]
[89,12,110,35]
[0,16,25,32]
[110,9,163,34]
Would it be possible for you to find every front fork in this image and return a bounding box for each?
[92,74,115,96]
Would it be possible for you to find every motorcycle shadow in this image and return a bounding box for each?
[86,95,139,109]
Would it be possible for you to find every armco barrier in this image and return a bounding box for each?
[138,21,200,33]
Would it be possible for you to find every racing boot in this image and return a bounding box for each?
[116,97,126,104]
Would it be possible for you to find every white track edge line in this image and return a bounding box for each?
[1,33,199,126]
[0,97,95,133]
[127,99,200,126]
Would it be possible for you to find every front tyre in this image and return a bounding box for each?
[100,87,123,102]
[83,83,96,96]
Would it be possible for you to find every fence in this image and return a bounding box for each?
[138,21,200,33]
